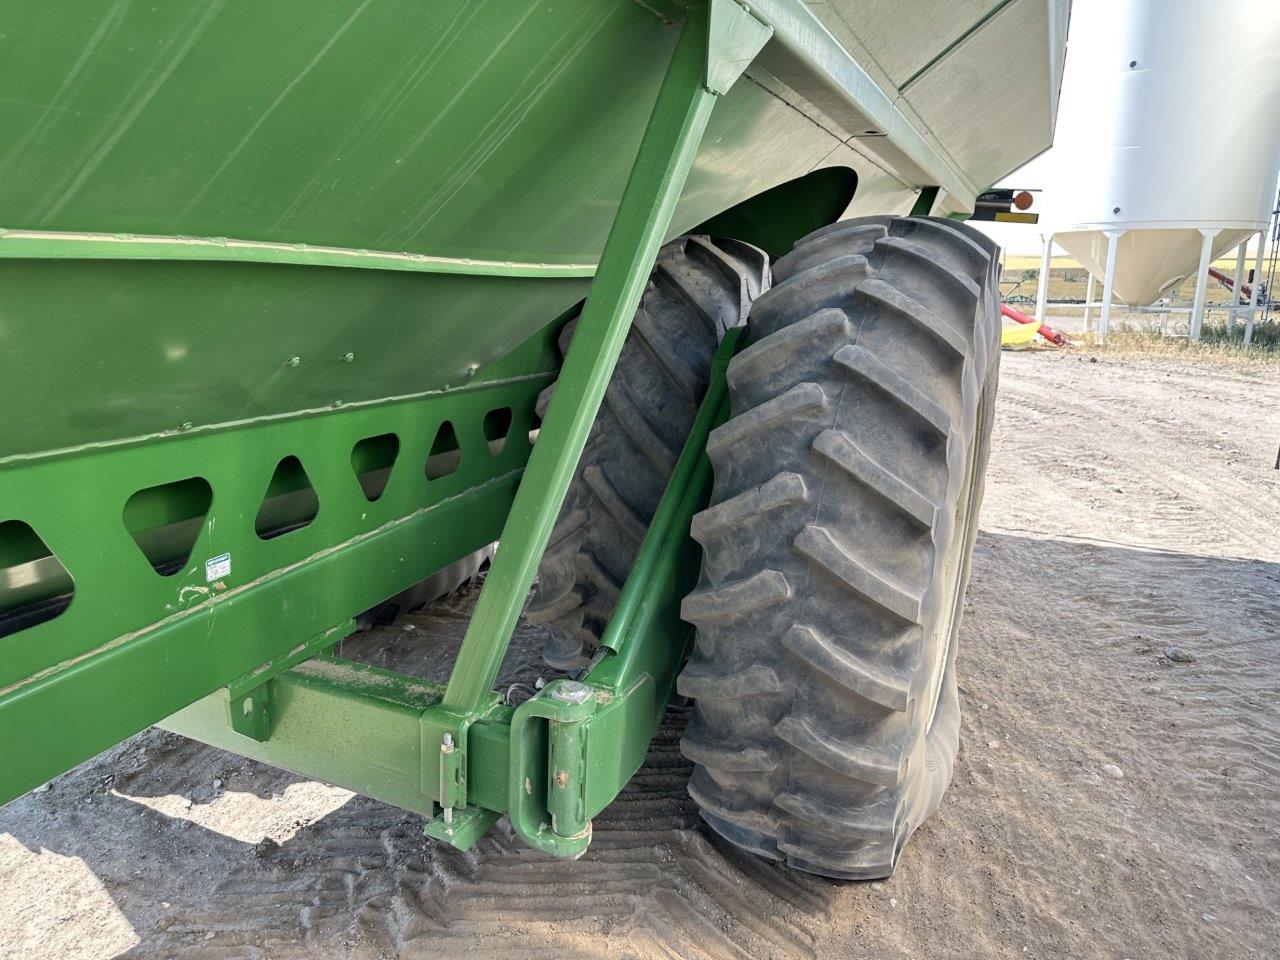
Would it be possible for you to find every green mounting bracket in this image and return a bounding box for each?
[507,679,598,858]
[428,713,468,815]
[225,621,352,741]
[419,696,502,826]
[422,804,501,852]
[225,683,273,743]
[707,0,773,95]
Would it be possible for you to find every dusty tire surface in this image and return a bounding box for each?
[526,235,768,670]
[678,215,1001,879]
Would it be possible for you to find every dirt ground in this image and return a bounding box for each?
[2,346,1278,960]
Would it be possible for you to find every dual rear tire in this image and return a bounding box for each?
[532,217,1001,879]
[679,215,1000,879]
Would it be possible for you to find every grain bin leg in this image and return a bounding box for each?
[1229,240,1247,333]
[1034,233,1053,325]
[1083,272,1096,332]
[1188,228,1219,341]
[1099,229,1123,342]
[1245,229,1267,346]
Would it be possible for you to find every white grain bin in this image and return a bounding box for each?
[1046,0,1280,312]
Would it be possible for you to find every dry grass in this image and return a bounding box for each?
[1001,262,1280,375]
[1062,321,1280,378]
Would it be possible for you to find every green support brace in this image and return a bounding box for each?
[910,186,940,217]
[225,621,353,741]
[590,327,740,675]
[421,1,772,815]
[500,329,743,856]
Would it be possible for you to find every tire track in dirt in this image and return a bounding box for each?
[134,706,831,960]
[993,353,1280,555]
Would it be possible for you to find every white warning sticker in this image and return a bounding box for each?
[205,553,232,582]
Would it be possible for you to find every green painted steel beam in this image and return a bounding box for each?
[1,472,517,804]
[501,322,741,853]
[592,328,740,676]
[910,186,940,217]
[165,657,473,817]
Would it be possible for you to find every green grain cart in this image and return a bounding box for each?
[0,0,1066,879]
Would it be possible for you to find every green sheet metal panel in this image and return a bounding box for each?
[0,0,844,255]
[0,258,586,460]
[0,0,908,460]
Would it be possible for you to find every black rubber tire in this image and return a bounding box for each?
[526,235,769,670]
[677,215,1001,879]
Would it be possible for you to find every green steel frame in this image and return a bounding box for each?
[163,328,741,855]
[0,1,778,858]
[1,364,547,798]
